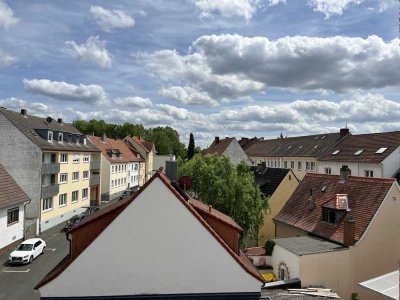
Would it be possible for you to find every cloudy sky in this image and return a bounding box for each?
[0,0,399,147]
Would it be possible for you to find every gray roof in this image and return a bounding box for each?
[0,108,99,152]
[273,236,345,256]
[0,163,30,209]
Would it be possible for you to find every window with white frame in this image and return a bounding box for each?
[310,162,316,170]
[60,153,68,163]
[112,165,115,173]
[83,155,90,163]
[7,207,19,225]
[72,190,79,202]
[134,164,138,170]
[111,180,114,188]
[325,167,332,174]
[298,161,302,170]
[82,188,88,199]
[118,178,121,185]
[60,173,68,184]
[72,172,79,182]
[83,171,89,180]
[42,197,53,211]
[72,154,80,163]
[58,132,63,142]
[290,161,294,169]
[365,170,374,177]
[59,193,67,207]
[47,131,53,142]
[284,161,288,169]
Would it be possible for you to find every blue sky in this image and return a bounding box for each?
[0,0,399,147]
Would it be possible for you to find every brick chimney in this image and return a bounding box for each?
[343,215,355,246]
[340,165,351,183]
[20,109,27,116]
[215,136,220,144]
[340,128,350,138]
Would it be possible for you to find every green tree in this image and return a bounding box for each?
[145,126,186,159]
[187,133,195,160]
[178,154,268,241]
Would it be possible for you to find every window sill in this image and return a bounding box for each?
[83,178,89,180]
[72,180,79,182]
[59,204,67,208]
[60,181,67,184]
[82,197,88,200]
[7,221,19,227]
[60,162,68,164]
[42,208,53,213]
[71,200,78,204]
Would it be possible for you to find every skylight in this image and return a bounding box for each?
[314,136,319,139]
[332,150,341,155]
[321,136,326,140]
[375,147,388,154]
[354,149,364,156]
[314,145,318,149]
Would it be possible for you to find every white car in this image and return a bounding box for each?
[8,238,46,264]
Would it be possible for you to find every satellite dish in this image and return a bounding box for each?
[179,176,193,190]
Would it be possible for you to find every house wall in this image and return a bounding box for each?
[139,162,146,186]
[0,113,42,223]
[300,249,352,299]
[317,161,383,177]
[109,162,129,199]
[100,155,110,198]
[258,172,299,246]
[271,244,300,279]
[223,139,252,166]
[275,222,307,238]
[153,154,175,171]
[0,203,25,251]
[351,183,400,300]
[127,162,139,188]
[40,177,261,298]
[145,150,154,181]
[381,146,400,177]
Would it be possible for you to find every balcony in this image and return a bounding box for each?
[41,184,59,198]
[90,161,101,170]
[89,174,100,186]
[42,163,60,175]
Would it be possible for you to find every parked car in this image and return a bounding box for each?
[64,213,86,231]
[9,238,46,264]
[81,206,100,217]
[119,190,134,200]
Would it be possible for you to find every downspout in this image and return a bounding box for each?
[66,232,72,258]
[23,199,31,239]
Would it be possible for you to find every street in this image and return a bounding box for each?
[0,224,69,300]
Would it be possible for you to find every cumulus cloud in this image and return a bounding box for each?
[191,0,285,21]
[160,86,217,105]
[23,79,107,104]
[90,5,135,32]
[65,36,112,68]
[142,35,400,105]
[0,0,19,29]
[0,48,17,67]
[308,0,363,18]
[114,96,152,108]
[0,97,57,118]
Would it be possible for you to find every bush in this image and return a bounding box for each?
[265,239,275,256]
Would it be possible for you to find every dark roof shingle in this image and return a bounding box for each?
[251,166,292,197]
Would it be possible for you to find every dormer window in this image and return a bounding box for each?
[354,149,364,156]
[47,131,53,142]
[83,137,87,145]
[322,208,337,224]
[375,147,388,154]
[332,150,341,155]
[58,132,63,142]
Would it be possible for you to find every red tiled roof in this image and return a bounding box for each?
[204,137,233,155]
[88,135,142,163]
[130,136,154,153]
[318,131,400,163]
[0,163,30,209]
[274,173,395,245]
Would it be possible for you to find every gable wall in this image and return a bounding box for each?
[223,140,252,166]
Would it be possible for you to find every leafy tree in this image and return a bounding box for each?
[178,154,268,242]
[187,133,195,160]
[145,126,186,159]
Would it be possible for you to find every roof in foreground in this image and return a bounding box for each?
[0,163,30,209]
[273,236,345,256]
[359,270,399,300]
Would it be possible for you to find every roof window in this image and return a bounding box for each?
[314,136,319,139]
[354,149,364,156]
[314,145,318,149]
[47,131,53,142]
[375,147,388,154]
[332,150,341,155]
[321,136,326,139]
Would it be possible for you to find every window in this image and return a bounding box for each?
[298,161,302,170]
[72,154,80,163]
[83,155,90,163]
[58,133,63,142]
[7,207,19,225]
[365,170,374,177]
[134,164,138,171]
[376,147,388,154]
[306,161,315,171]
[322,208,337,224]
[274,160,277,167]
[119,165,121,172]
[47,131,53,142]
[332,150,341,155]
[306,161,311,170]
[83,137,87,145]
[354,149,364,156]
[82,188,88,199]
[42,197,53,211]
[325,167,332,174]
[60,173,68,184]
[290,161,294,169]
[72,191,79,202]
[118,179,121,185]
[111,180,114,188]
[60,153,68,163]
[112,166,115,173]
[72,172,79,182]
[83,171,89,180]
[59,193,67,207]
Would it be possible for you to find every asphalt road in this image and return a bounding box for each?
[0,224,69,300]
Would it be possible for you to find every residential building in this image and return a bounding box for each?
[124,135,155,183]
[88,135,143,201]
[318,131,400,178]
[204,137,253,165]
[37,170,264,299]
[251,165,299,246]
[244,129,350,179]
[0,163,30,254]
[153,154,176,170]
[0,108,101,234]
[271,167,400,300]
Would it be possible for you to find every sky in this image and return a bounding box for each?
[0,0,399,147]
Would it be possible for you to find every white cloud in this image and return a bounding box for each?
[0,97,57,118]
[90,5,135,32]
[0,0,19,30]
[308,0,363,18]
[65,36,112,68]
[0,48,17,67]
[142,35,400,105]
[160,86,217,105]
[114,96,152,108]
[23,79,107,104]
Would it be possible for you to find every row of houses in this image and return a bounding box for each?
[0,107,173,253]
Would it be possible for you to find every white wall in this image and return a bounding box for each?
[40,177,261,297]
[224,139,252,166]
[381,146,400,177]
[0,204,24,250]
[153,155,175,171]
[271,244,300,280]
[127,162,139,187]
[317,161,383,177]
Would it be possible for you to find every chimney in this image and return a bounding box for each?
[215,136,219,144]
[57,118,63,124]
[340,165,351,183]
[208,205,212,213]
[46,117,52,123]
[166,160,177,182]
[20,109,27,116]
[308,189,316,211]
[340,128,350,138]
[102,133,106,141]
[343,215,355,246]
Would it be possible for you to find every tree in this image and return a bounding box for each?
[145,126,186,159]
[187,133,195,160]
[178,154,268,242]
